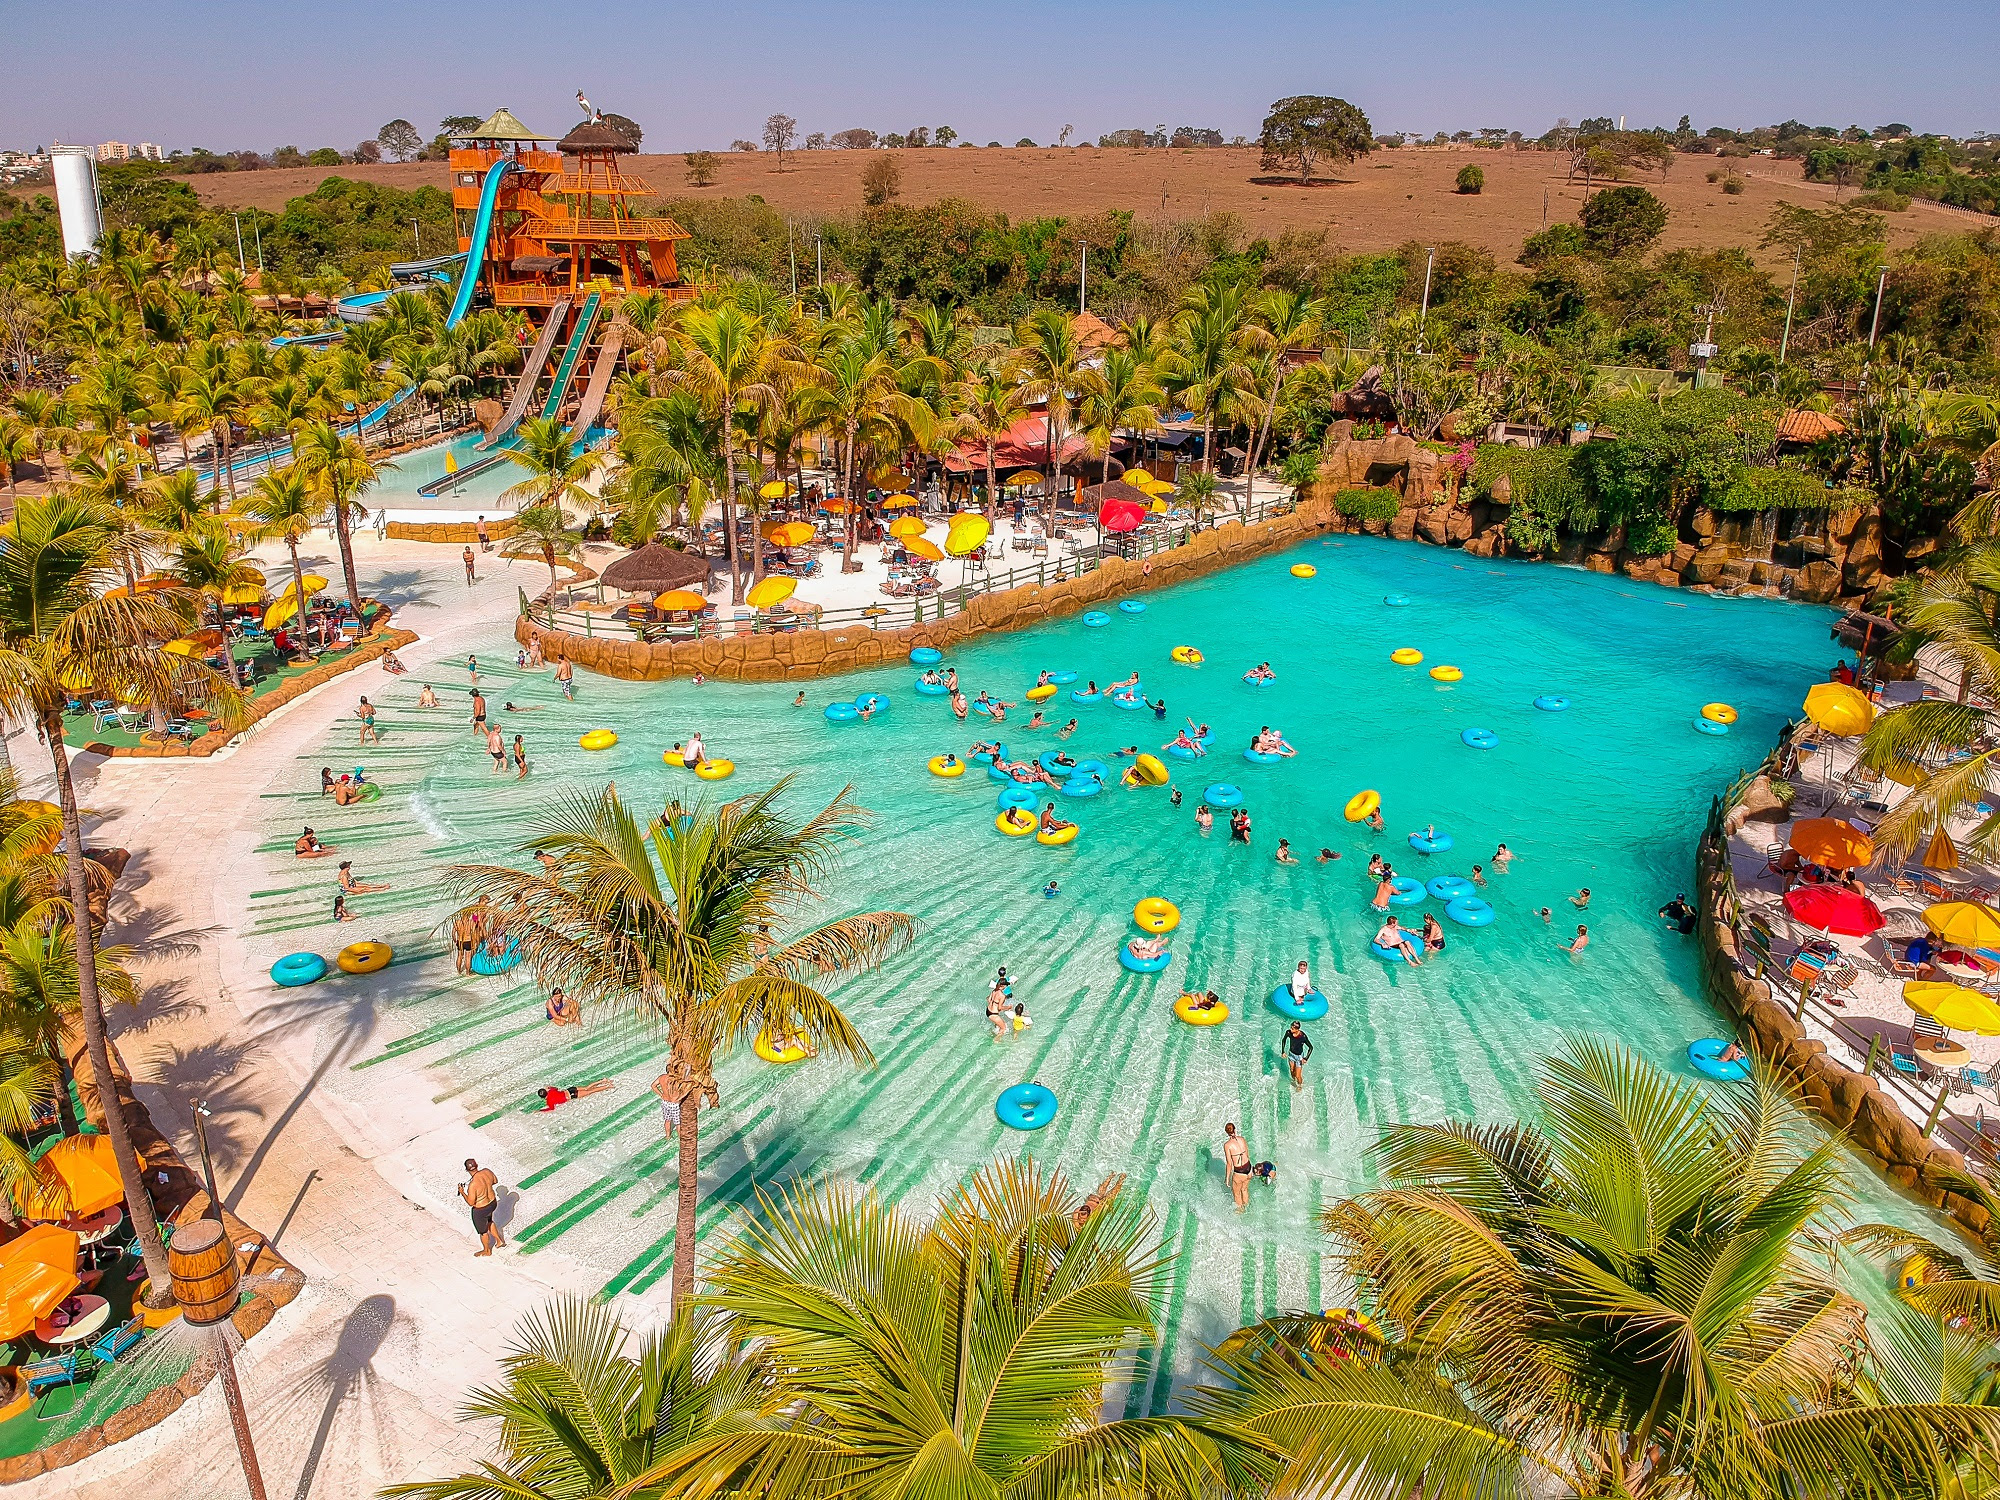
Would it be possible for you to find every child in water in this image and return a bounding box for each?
[1042,880,1060,899]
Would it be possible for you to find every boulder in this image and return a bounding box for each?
[1445,504,1477,543]
[1791,559,1842,603]
[1735,773,1793,826]
[1487,474,1513,506]
[1690,507,1718,540]
[1415,506,1452,545]
[1583,552,1617,574]
[1843,513,1883,591]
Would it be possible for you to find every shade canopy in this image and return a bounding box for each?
[1784,883,1885,936]
[1885,760,1927,788]
[19,1133,124,1220]
[902,537,944,561]
[601,542,709,595]
[822,500,851,515]
[1925,901,2000,947]
[0,1224,79,1339]
[872,470,912,493]
[220,583,267,605]
[275,575,330,600]
[262,595,303,630]
[881,496,920,510]
[765,521,816,547]
[1789,818,1875,870]
[652,590,708,612]
[759,479,791,499]
[1006,471,1045,487]
[162,638,199,656]
[944,514,991,557]
[1924,825,1963,871]
[1803,681,1875,737]
[1902,980,2000,1035]
[888,517,928,539]
[746,576,796,609]
[102,576,174,600]
[1098,492,1148,533]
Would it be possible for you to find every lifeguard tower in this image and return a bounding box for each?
[446,107,695,447]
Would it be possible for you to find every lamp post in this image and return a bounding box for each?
[168,1219,269,1500]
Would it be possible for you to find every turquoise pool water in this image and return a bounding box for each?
[247,535,1846,1395]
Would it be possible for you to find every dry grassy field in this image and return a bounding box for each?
[174,145,1977,269]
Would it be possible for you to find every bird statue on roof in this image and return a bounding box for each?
[575,90,602,124]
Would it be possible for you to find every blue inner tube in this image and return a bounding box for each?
[1049,670,1079,685]
[995,1082,1060,1130]
[271,952,327,987]
[854,693,890,714]
[1461,728,1498,749]
[824,703,859,723]
[1070,688,1101,704]
[915,679,948,696]
[1119,944,1172,973]
[1060,776,1102,799]
[996,786,1039,811]
[1113,693,1146,710]
[1038,751,1076,775]
[471,939,522,976]
[1118,600,1147,614]
[909,646,942,666]
[1204,782,1244,807]
[1426,875,1476,900]
[987,763,1017,784]
[1384,594,1410,606]
[1073,759,1110,781]
[1371,940,1414,963]
[1082,611,1111,627]
[971,744,1008,765]
[1243,748,1282,765]
[1387,876,1426,907]
[1688,1038,1751,1082]
[1409,831,1454,854]
[1534,694,1571,712]
[1243,674,1274,687]
[1165,742,1198,760]
[1269,984,1329,1020]
[1445,896,1495,927]
[1695,717,1730,736]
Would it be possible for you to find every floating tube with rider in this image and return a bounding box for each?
[1269,984,1329,1020]
[930,755,965,778]
[1244,747,1282,766]
[971,743,1007,765]
[1409,830,1454,854]
[996,808,1037,836]
[754,1031,811,1064]
[1344,789,1380,823]
[1371,940,1412,962]
[995,1082,1058,1130]
[1036,824,1079,845]
[1070,687,1101,704]
[1170,646,1203,665]
[915,678,949,696]
[1175,993,1228,1025]
[1119,943,1172,974]
[1687,1037,1750,1081]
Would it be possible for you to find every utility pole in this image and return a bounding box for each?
[232,213,245,272]
[411,218,421,258]
[1079,240,1087,314]
[251,215,264,272]
[814,234,823,289]
[1778,245,1801,364]
[1868,266,1888,347]
[1415,246,1435,354]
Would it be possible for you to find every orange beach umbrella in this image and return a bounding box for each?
[888,517,928,539]
[764,521,815,547]
[1788,818,1875,870]
[881,495,920,510]
[19,1134,126,1221]
[653,590,708,612]
[0,1225,80,1339]
[902,537,944,562]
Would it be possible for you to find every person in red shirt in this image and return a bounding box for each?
[538,1078,615,1111]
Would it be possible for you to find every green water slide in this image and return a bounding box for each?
[540,292,602,422]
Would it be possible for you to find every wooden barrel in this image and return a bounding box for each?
[166,1218,239,1326]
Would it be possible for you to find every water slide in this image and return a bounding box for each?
[445,158,515,329]
[569,330,623,436]
[480,298,572,450]
[537,292,602,420]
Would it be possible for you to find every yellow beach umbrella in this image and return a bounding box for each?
[1124,467,1153,484]
[444,450,459,475]
[1006,471,1044,488]
[1803,681,1875,737]
[1924,825,1963,872]
[881,495,920,510]
[747,575,796,609]
[262,595,303,630]
[272,574,329,603]
[765,521,816,547]
[888,517,928,539]
[1146,480,1177,496]
[653,590,709,612]
[101,576,174,600]
[1924,901,2000,948]
[945,514,991,557]
[759,479,791,499]
[872,469,912,492]
[1885,760,1927,788]
[221,582,266,605]
[163,638,198,656]
[903,537,944,562]
[1902,980,2000,1035]
[1788,818,1874,870]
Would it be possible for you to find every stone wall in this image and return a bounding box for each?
[519,495,1339,681]
[1695,779,1994,1245]
[1317,424,1880,607]
[387,518,520,544]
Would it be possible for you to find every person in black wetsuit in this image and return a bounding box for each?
[1281,1020,1313,1091]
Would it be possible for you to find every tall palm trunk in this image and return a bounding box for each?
[41,714,171,1298]
[216,421,238,499]
[1203,409,1216,476]
[984,441,998,520]
[673,1091,700,1304]
[330,483,362,615]
[721,431,744,604]
[842,428,861,574]
[1245,376,1284,518]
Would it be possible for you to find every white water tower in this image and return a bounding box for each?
[50,145,104,260]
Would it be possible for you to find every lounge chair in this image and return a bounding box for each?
[23,1351,79,1398]
[1889,1044,1926,1081]
[86,1316,142,1366]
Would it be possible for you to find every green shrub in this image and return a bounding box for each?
[1333,486,1404,521]
[1456,164,1484,195]
[1721,177,1746,195]
[1712,467,1858,512]
[1851,190,1911,212]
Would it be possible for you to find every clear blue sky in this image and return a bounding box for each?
[6,0,1993,153]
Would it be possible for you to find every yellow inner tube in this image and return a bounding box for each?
[1898,1253,1932,1294]
[1429,665,1463,682]
[1390,648,1423,665]
[1134,897,1181,933]
[1026,684,1058,701]
[695,758,734,780]
[753,1030,811,1064]
[996,809,1037,837]
[1036,824,1079,846]
[929,755,965,778]
[1174,992,1228,1025]
[1131,753,1169,786]
[1344,789,1381,823]
[579,729,618,750]
[1290,564,1317,578]
[1701,702,1738,724]
[336,941,392,974]
[663,749,687,766]
[1170,646,1204,665]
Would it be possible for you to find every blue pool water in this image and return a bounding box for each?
[251,535,1848,1390]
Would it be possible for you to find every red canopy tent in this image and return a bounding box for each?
[1784,884,1885,937]
[941,416,1096,475]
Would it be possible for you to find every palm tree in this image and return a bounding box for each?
[1079,348,1166,492]
[670,1158,1277,1500]
[1241,290,1322,515]
[1191,1036,2000,1498]
[0,495,240,1302]
[238,465,324,644]
[383,1298,786,1500]
[7,391,70,487]
[949,361,1026,516]
[498,415,605,515]
[612,392,728,552]
[498,503,584,598]
[164,519,261,686]
[794,339,934,574]
[441,781,915,1303]
[173,370,254,498]
[1009,308,1091,536]
[0,421,29,499]
[1172,282,1260,478]
[293,420,381,614]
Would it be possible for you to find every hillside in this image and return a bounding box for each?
[167,145,1980,266]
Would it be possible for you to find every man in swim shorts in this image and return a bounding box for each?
[1280,1021,1313,1091]
[684,732,706,768]
[1366,808,1386,832]
[538,1078,615,1110]
[459,1158,504,1255]
[1223,1122,1252,1211]
[487,725,507,773]
[470,690,487,734]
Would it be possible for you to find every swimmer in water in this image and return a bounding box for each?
[1275,839,1299,865]
[1539,906,1553,923]
[1316,847,1339,863]
[944,668,958,692]
[1367,853,1387,879]
[1375,915,1421,966]
[1371,871,1396,911]
[1366,808,1386,833]
[1043,880,1060,899]
[1023,710,1048,730]
[1492,843,1513,870]
[1035,670,1052,687]
[951,691,968,721]
[1420,913,1446,953]
[1169,787,1183,807]
[1471,864,1486,886]
[794,690,808,707]
[1570,888,1592,908]
[1057,718,1079,739]
[1195,803,1213,835]
[1566,924,1590,955]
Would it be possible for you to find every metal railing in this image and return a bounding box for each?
[519,492,1303,643]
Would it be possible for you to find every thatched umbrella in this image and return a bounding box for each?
[600,543,710,597]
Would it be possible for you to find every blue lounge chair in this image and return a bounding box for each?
[23,1351,79,1397]
[87,1316,143,1366]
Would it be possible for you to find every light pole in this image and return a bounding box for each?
[1868,266,1888,348]
[190,1100,223,1222]
[412,218,422,257]
[814,234,823,290]
[1079,239,1087,315]
[168,1220,269,1500]
[251,214,263,272]
[1779,246,1801,364]
[232,214,246,272]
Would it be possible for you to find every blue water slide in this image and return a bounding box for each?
[446,158,514,329]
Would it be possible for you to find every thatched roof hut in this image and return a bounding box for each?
[599,543,710,595]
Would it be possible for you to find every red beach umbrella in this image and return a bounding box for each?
[1784,883,1885,937]
[1099,498,1147,533]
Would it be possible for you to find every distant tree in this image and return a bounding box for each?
[270,146,306,169]
[1057,124,1074,147]
[600,112,643,148]
[1518,222,1589,266]
[860,154,902,207]
[880,133,906,150]
[763,113,797,169]
[729,139,758,153]
[377,119,423,162]
[830,128,877,150]
[1258,95,1374,184]
[307,147,342,167]
[1456,164,1484,194]
[804,131,826,150]
[904,126,930,148]
[987,141,1002,148]
[1016,138,1037,148]
[440,115,483,134]
[1580,184,1668,257]
[1673,113,1697,147]
[1100,129,1148,149]
[352,140,382,164]
[934,125,956,147]
[684,150,719,187]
